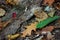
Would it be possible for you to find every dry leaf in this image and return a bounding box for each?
[7,34,20,40]
[0,8,5,16]
[41,26,54,32]
[36,26,54,34]
[42,32,54,40]
[21,22,37,37]
[34,11,48,22]
[6,0,20,5]
[48,9,55,17]
[55,2,60,10]
[47,32,54,40]
[43,0,55,6]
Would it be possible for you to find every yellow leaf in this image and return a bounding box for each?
[7,34,20,40]
[6,0,20,5]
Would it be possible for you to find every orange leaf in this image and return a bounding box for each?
[21,22,37,37]
[43,0,55,6]
[6,0,20,5]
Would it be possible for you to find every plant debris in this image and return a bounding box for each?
[0,0,60,40]
[21,22,37,37]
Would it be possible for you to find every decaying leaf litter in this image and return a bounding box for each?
[0,0,60,40]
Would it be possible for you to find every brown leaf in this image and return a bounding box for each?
[47,32,54,40]
[21,22,37,37]
[36,26,54,35]
[55,2,60,10]
[6,0,20,5]
[43,0,55,6]
[41,26,54,32]
[34,11,48,22]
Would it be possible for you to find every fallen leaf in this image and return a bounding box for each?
[43,0,55,6]
[41,26,54,32]
[34,11,48,22]
[6,0,20,5]
[55,2,60,10]
[7,34,20,40]
[0,8,5,16]
[41,32,54,40]
[21,22,37,37]
[48,9,55,17]
[47,32,54,40]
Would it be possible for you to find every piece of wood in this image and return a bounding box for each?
[0,19,12,30]
[3,19,12,27]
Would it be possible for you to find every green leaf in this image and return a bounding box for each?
[36,16,60,28]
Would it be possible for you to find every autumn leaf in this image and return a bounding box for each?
[41,26,54,32]
[43,0,55,6]
[34,11,48,22]
[6,0,20,5]
[36,26,54,34]
[55,2,60,10]
[7,34,20,40]
[21,22,37,37]
[48,9,55,17]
